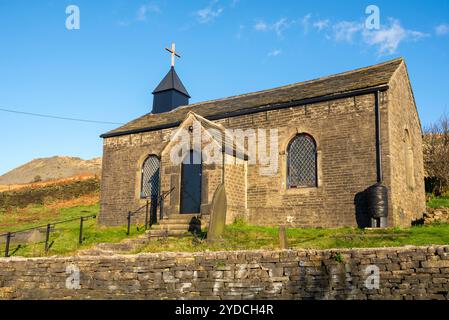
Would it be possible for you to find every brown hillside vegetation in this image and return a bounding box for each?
[0,156,101,185]
[0,173,98,193]
[0,177,100,210]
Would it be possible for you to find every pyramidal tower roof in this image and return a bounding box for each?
[152,67,190,98]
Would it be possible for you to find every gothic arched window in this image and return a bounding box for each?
[141,155,160,199]
[287,134,317,188]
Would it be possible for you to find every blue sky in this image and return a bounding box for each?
[0,0,448,175]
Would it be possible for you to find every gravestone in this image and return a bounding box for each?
[207,183,227,242]
[279,226,288,249]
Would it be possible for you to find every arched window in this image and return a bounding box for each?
[141,155,160,199]
[404,130,415,189]
[287,134,317,188]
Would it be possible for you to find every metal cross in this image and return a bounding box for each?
[165,43,181,67]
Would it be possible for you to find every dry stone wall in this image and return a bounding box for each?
[1,246,449,300]
[423,208,449,224]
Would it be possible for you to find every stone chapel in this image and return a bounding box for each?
[98,55,425,229]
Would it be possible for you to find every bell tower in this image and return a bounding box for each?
[152,43,190,114]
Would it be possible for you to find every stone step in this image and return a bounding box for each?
[150,224,190,231]
[77,249,116,256]
[96,242,136,251]
[147,229,190,237]
[159,219,193,225]
[161,214,199,222]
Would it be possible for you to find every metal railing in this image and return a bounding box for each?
[1,187,177,257]
[126,201,150,236]
[126,187,176,236]
[0,214,96,257]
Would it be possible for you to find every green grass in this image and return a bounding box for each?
[426,196,449,208]
[137,220,449,254]
[0,204,144,257]
[3,200,449,258]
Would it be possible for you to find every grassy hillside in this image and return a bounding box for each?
[0,200,144,257]
[0,176,144,257]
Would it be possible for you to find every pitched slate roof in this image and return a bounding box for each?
[153,67,190,98]
[102,58,403,138]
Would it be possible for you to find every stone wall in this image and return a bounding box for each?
[1,246,449,300]
[224,155,247,224]
[423,208,449,224]
[240,94,382,228]
[99,128,175,226]
[386,62,426,227]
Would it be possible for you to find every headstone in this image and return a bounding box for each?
[207,183,227,242]
[26,229,44,243]
[279,226,288,249]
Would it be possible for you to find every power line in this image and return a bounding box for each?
[0,106,124,125]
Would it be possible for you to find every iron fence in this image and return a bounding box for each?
[1,187,176,257]
[126,187,176,235]
[0,214,96,257]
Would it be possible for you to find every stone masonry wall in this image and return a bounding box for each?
[386,62,426,227]
[1,246,449,300]
[224,155,247,224]
[232,94,383,228]
[99,128,175,226]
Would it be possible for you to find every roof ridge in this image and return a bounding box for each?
[174,57,403,111]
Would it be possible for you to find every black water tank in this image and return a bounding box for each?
[368,182,388,218]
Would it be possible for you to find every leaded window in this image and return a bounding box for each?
[141,155,160,199]
[287,134,317,188]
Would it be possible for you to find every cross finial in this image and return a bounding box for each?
[165,43,181,67]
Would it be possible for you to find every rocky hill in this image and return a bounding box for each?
[0,156,102,185]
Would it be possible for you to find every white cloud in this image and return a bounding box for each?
[313,19,329,32]
[333,21,363,42]
[254,18,290,38]
[254,21,268,31]
[195,1,224,23]
[435,23,449,36]
[363,18,428,55]
[330,18,427,55]
[136,4,160,21]
[272,18,289,37]
[268,49,282,57]
[301,14,312,34]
